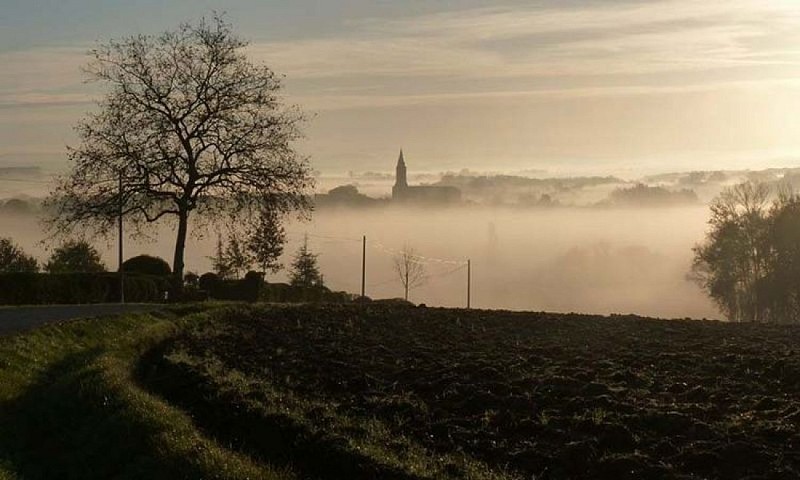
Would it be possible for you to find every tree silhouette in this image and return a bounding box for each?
[210,235,233,280]
[46,15,312,283]
[0,238,38,273]
[693,182,770,322]
[224,235,251,279]
[289,236,322,288]
[46,240,106,273]
[690,181,800,323]
[247,208,285,275]
[393,245,427,301]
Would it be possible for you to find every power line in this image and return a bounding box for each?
[285,231,362,243]
[371,241,467,265]
[424,263,468,281]
[367,276,399,288]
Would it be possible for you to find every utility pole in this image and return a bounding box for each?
[361,235,366,298]
[118,171,125,304]
[467,259,471,309]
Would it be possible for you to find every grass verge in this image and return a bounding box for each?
[0,305,294,480]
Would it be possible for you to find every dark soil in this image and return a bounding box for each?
[142,304,800,479]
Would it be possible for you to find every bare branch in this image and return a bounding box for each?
[45,15,313,278]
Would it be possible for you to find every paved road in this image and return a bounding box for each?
[0,304,163,336]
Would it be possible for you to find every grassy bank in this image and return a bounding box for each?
[0,305,294,480]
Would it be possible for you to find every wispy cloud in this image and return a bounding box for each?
[245,0,800,109]
[3,1,800,112]
[294,78,800,111]
[0,46,90,109]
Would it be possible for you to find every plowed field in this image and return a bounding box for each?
[140,305,800,479]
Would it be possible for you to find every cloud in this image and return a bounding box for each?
[0,46,91,108]
[293,78,800,111]
[245,0,800,109]
[4,1,800,113]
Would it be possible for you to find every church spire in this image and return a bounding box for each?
[394,148,408,193]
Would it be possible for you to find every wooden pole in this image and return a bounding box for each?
[467,259,471,309]
[405,268,409,301]
[361,235,366,298]
[118,171,125,304]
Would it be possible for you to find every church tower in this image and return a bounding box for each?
[392,149,408,199]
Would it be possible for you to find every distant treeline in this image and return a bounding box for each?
[601,184,699,207]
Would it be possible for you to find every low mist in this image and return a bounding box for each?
[0,204,719,319]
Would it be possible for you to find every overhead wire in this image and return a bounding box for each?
[371,240,467,265]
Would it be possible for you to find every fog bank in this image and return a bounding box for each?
[1,204,719,319]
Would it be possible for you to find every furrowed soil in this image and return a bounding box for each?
[139,304,800,480]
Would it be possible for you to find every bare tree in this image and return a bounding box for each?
[393,245,427,301]
[692,182,771,322]
[45,15,313,283]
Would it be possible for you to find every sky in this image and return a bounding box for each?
[2,0,800,177]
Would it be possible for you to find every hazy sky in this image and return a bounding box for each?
[2,0,800,176]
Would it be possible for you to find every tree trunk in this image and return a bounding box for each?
[173,209,189,283]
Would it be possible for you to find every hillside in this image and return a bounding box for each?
[2,304,800,479]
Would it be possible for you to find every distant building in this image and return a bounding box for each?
[392,150,461,204]
[314,184,382,208]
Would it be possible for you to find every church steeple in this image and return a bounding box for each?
[392,148,408,200]
[395,149,407,188]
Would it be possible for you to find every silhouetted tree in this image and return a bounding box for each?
[289,236,322,288]
[210,235,233,280]
[393,245,427,301]
[757,193,800,322]
[45,15,312,283]
[693,182,773,322]
[247,208,285,275]
[0,237,38,273]
[224,235,251,279]
[46,240,106,273]
[122,254,171,276]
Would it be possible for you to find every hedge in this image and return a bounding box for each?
[0,273,171,305]
[260,283,356,304]
[199,274,357,304]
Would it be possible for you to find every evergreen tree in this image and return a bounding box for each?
[210,235,233,280]
[225,235,251,279]
[247,209,285,275]
[289,235,322,288]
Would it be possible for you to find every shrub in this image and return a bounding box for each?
[184,271,200,288]
[259,283,357,304]
[205,274,262,302]
[0,273,169,305]
[198,272,221,293]
[122,255,171,276]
